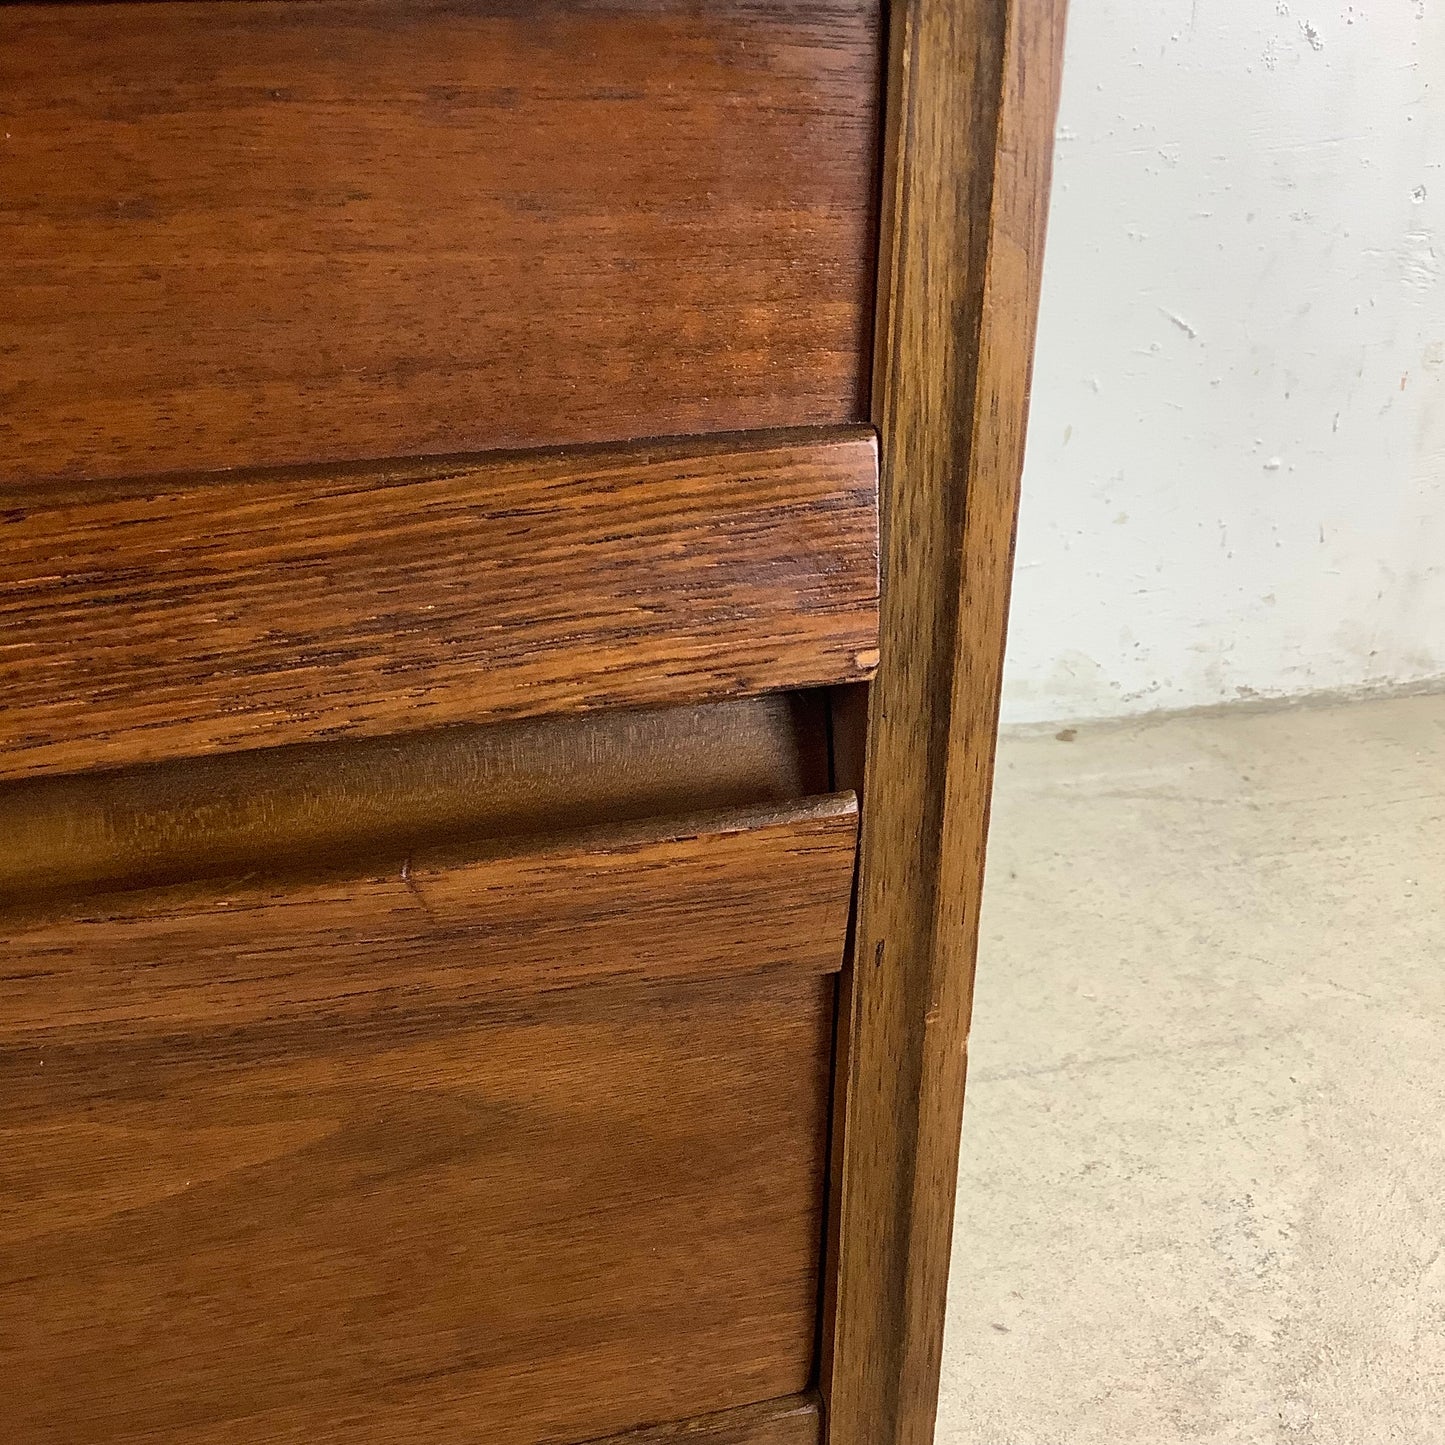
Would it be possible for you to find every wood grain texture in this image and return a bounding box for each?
[0,0,881,487]
[0,694,830,907]
[0,793,858,1043]
[825,1,1067,1441]
[589,1392,821,1445]
[0,430,879,781]
[0,969,836,1445]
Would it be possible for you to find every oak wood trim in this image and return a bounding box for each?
[0,793,859,1044]
[585,1391,821,1445]
[824,1,1068,1442]
[0,429,879,782]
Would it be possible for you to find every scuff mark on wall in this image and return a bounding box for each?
[1159,308,1200,338]
[1398,230,1440,291]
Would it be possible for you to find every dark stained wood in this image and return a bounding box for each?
[0,430,879,782]
[0,0,881,487]
[823,683,871,800]
[0,969,837,1445]
[589,1392,822,1445]
[825,1,1068,1442]
[0,694,831,907]
[816,682,870,1403]
[0,793,858,1043]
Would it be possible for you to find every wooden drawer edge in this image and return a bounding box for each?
[0,428,880,782]
[585,1391,822,1445]
[1,793,860,1043]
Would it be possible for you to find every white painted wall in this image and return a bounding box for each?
[1001,0,1445,726]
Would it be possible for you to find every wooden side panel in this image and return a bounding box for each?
[0,432,879,781]
[0,795,860,1040]
[825,0,1067,1442]
[0,0,881,486]
[0,971,837,1445]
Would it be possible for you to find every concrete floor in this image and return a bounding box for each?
[938,692,1445,1444]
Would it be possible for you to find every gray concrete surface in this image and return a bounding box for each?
[938,692,1445,1444]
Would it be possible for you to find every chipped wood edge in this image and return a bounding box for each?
[823,1,1069,1442]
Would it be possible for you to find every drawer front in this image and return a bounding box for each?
[0,797,857,1444]
[2,796,860,1034]
[0,0,882,487]
[0,431,879,780]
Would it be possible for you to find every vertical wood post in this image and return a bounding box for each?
[825,1,1068,1441]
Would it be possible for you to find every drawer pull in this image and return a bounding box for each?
[0,432,879,781]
